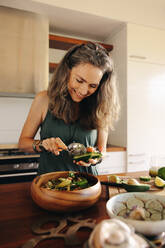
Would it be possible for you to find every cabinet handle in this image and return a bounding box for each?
[129,55,147,60]
[128,160,146,164]
[128,153,146,157]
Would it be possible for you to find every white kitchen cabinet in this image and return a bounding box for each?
[127,153,150,172]
[127,23,165,65]
[127,60,165,172]
[97,151,126,175]
[127,24,165,172]
[107,23,165,173]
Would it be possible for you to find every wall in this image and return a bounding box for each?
[0,97,33,144]
[104,25,127,147]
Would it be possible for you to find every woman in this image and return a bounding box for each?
[18,42,120,175]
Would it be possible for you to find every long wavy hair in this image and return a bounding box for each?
[48,42,120,130]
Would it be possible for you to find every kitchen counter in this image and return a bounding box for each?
[0,171,150,248]
[0,144,126,161]
[106,145,126,152]
[0,143,126,151]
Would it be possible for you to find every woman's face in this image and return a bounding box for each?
[68,63,103,102]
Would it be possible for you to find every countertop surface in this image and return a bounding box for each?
[0,143,126,151]
[0,143,126,160]
[0,171,156,248]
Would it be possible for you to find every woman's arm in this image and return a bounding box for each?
[18,91,48,153]
[96,126,109,155]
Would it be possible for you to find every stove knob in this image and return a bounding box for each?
[29,163,34,168]
[14,164,20,169]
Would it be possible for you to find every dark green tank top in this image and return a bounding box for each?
[38,110,98,175]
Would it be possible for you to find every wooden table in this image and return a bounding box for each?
[0,171,163,248]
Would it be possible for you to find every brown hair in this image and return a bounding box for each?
[48,42,120,130]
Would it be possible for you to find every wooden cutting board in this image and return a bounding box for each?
[107,176,165,199]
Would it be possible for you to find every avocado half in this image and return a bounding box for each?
[122,183,150,192]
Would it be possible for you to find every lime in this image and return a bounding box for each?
[158,167,165,180]
[139,176,151,181]
[108,175,121,183]
[154,176,165,188]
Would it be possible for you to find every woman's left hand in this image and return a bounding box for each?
[74,158,101,167]
[73,146,103,167]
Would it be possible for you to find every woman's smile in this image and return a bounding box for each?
[73,89,87,99]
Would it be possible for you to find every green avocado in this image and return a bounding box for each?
[158,167,165,180]
[122,183,150,192]
[73,152,102,162]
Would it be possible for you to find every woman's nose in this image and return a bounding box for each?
[79,84,88,95]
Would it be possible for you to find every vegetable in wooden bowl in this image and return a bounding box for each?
[31,171,101,212]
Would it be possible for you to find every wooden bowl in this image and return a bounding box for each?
[31,171,101,212]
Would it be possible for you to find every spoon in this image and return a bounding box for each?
[55,138,87,156]
[67,142,87,156]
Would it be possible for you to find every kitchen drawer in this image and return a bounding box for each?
[127,153,150,172]
[97,151,126,175]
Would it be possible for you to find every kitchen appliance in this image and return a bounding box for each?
[0,148,39,184]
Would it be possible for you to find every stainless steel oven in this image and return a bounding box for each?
[0,148,39,183]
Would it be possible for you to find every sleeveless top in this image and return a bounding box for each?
[38,110,98,175]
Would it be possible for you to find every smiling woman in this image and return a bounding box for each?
[67,63,102,102]
[18,42,120,175]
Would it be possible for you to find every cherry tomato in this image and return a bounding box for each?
[86,146,95,153]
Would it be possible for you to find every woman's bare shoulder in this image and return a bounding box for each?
[33,91,49,120]
[34,90,49,105]
[35,90,48,100]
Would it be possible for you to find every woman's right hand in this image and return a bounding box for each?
[42,137,67,155]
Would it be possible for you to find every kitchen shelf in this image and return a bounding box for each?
[49,34,113,73]
[49,62,58,73]
[0,92,35,99]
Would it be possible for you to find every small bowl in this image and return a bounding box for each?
[31,171,101,212]
[106,192,165,236]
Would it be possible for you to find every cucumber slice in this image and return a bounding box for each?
[76,178,88,188]
[122,183,150,192]
[139,176,151,181]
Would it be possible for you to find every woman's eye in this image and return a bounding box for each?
[90,84,97,88]
[76,78,83,83]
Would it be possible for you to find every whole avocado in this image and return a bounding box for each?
[158,167,165,180]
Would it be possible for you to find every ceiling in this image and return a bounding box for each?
[0,0,124,41]
[49,8,124,41]
[1,0,165,42]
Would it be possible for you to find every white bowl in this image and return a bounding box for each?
[106,192,165,236]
